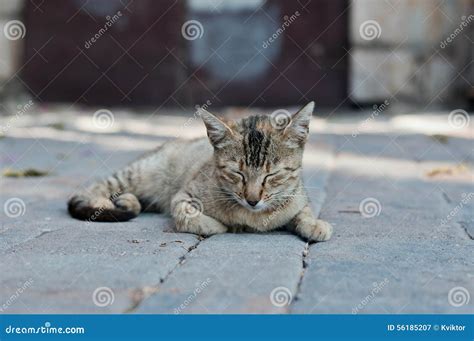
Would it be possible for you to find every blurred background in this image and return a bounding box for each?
[0,0,472,111]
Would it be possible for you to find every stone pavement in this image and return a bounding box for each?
[0,106,472,314]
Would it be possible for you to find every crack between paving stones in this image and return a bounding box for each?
[439,192,472,240]
[126,144,338,313]
[458,221,474,240]
[288,148,337,312]
[290,242,310,311]
[441,192,452,204]
[2,228,56,254]
[123,236,205,313]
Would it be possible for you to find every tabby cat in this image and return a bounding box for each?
[68,102,332,242]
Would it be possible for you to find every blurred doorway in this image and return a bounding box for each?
[21,0,349,107]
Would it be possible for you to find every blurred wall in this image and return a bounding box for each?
[1,0,349,107]
[350,0,473,107]
[0,0,24,93]
[0,0,472,109]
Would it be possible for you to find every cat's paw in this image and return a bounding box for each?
[174,213,227,236]
[113,193,141,215]
[297,219,333,242]
[199,215,228,235]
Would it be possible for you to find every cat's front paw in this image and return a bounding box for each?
[198,215,228,235]
[173,213,227,236]
[297,219,333,242]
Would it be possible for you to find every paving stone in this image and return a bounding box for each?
[1,110,472,314]
[292,152,473,314]
[0,216,200,313]
[135,233,306,314]
[135,142,336,314]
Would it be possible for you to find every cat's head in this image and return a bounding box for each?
[199,102,314,212]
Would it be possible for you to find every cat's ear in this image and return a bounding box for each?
[283,101,314,147]
[199,108,235,148]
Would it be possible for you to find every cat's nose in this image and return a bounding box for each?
[246,200,259,207]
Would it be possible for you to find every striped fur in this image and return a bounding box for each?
[68,102,333,242]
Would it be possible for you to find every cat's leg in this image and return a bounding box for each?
[68,166,142,222]
[288,204,333,242]
[171,191,227,236]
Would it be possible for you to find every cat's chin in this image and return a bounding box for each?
[245,205,266,213]
[239,200,268,213]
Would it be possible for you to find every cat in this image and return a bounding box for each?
[68,102,333,242]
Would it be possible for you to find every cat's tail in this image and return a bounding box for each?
[68,174,141,222]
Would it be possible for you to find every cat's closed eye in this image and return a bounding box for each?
[233,171,246,184]
[265,171,291,186]
[262,171,280,185]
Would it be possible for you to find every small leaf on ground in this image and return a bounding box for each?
[3,168,50,177]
